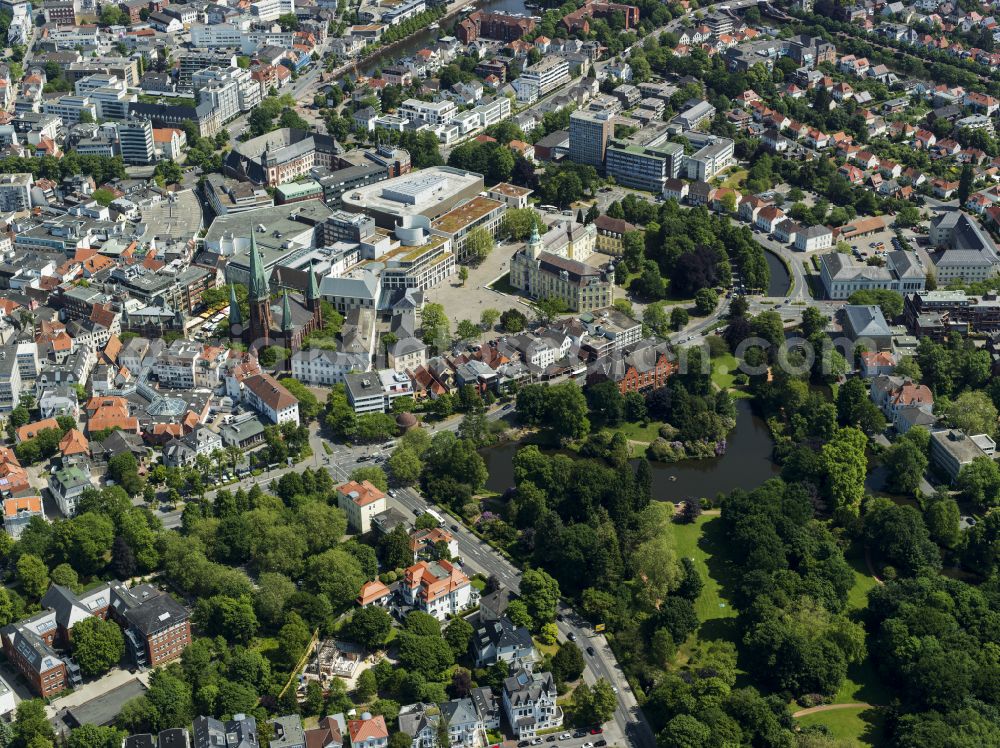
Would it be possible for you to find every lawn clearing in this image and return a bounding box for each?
[670,516,738,643]
[603,421,663,444]
[711,353,740,391]
[834,657,890,706]
[845,542,878,611]
[796,706,885,746]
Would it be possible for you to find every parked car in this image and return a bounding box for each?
[546,737,557,743]
[589,728,603,735]
[558,734,571,741]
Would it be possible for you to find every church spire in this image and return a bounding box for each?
[281,289,293,334]
[228,283,242,328]
[306,260,319,311]
[248,229,268,302]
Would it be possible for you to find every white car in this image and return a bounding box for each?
[558,735,571,741]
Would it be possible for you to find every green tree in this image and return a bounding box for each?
[456,319,480,340]
[350,466,389,492]
[480,308,500,330]
[959,163,974,206]
[519,569,561,625]
[957,456,1000,509]
[669,306,689,331]
[16,554,49,599]
[67,725,124,748]
[13,701,54,748]
[588,679,617,724]
[346,606,393,650]
[464,227,494,265]
[943,390,998,437]
[500,308,527,333]
[356,668,378,701]
[443,617,473,657]
[380,524,413,569]
[421,303,450,346]
[884,438,928,495]
[821,427,868,515]
[72,616,125,677]
[551,641,585,683]
[388,446,422,487]
[693,288,718,316]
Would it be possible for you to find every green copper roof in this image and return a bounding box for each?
[307,261,319,302]
[281,290,293,334]
[248,230,268,302]
[228,283,242,326]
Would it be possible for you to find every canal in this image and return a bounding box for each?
[480,398,779,502]
[358,0,533,76]
[764,249,791,298]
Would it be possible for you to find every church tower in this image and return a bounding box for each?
[228,283,242,337]
[246,230,272,348]
[307,261,321,315]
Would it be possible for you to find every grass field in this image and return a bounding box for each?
[720,169,748,189]
[711,353,740,391]
[671,516,738,641]
[602,421,663,443]
[796,706,886,746]
[846,542,878,611]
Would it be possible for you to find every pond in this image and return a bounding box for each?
[765,249,791,298]
[480,398,780,502]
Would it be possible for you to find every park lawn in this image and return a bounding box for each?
[834,657,891,706]
[796,706,886,746]
[711,353,740,391]
[720,169,748,189]
[670,516,738,645]
[846,542,878,611]
[604,421,663,444]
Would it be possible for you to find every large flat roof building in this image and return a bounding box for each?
[340,166,485,230]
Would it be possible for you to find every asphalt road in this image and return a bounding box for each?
[155,404,654,748]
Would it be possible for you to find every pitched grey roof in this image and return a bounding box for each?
[844,304,892,337]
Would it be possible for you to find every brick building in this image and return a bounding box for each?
[1,582,190,697]
[457,11,536,44]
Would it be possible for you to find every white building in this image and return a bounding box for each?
[930,211,1000,284]
[290,348,370,386]
[501,670,562,739]
[0,173,33,211]
[819,250,926,299]
[686,137,735,181]
[250,0,295,23]
[242,372,300,425]
[49,463,93,517]
[401,559,478,620]
[794,224,834,252]
[336,479,387,534]
[400,99,457,126]
[514,57,570,103]
[192,66,262,115]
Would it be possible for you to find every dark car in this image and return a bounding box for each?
[586,646,595,656]
[572,732,586,739]
[518,742,529,747]
[451,524,459,531]
[596,741,607,746]
[546,737,557,743]
[567,632,576,641]
[556,613,563,622]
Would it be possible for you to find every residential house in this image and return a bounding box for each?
[337,480,387,534]
[502,670,562,739]
[401,559,478,621]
